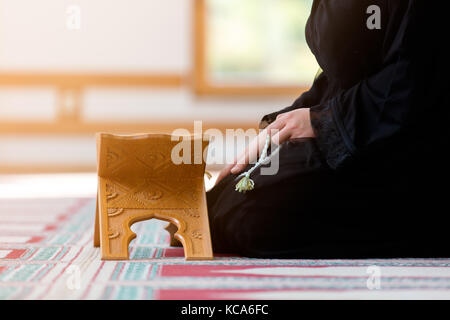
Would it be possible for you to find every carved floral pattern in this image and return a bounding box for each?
[107,208,124,217]
[191,230,203,240]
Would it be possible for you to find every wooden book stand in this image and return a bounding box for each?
[93,133,213,260]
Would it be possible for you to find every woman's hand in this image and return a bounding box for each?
[265,107,316,146]
[214,108,315,186]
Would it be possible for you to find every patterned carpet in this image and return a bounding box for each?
[1,197,450,300]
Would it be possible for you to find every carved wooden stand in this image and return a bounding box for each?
[93,133,213,260]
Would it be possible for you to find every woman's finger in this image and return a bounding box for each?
[230,130,269,174]
[230,161,248,175]
[266,117,286,132]
[230,146,254,174]
[271,127,291,146]
[214,142,252,185]
[214,163,235,186]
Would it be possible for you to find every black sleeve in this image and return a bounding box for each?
[259,72,329,129]
[310,1,423,170]
[259,0,388,130]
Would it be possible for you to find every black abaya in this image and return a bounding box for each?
[206,0,450,258]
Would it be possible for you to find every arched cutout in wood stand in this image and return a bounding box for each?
[93,133,213,260]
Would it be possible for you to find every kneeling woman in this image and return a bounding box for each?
[206,0,449,258]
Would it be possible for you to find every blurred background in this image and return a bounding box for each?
[0,0,318,191]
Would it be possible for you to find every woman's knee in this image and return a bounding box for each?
[220,205,298,257]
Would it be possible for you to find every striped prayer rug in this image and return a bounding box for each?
[1,197,450,299]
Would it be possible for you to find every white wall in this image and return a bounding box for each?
[0,0,190,72]
[0,0,300,171]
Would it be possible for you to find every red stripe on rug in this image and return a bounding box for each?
[0,249,27,260]
[44,225,57,231]
[156,288,348,300]
[0,266,6,274]
[27,236,44,244]
[160,265,317,278]
[156,289,250,300]
[163,248,236,258]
